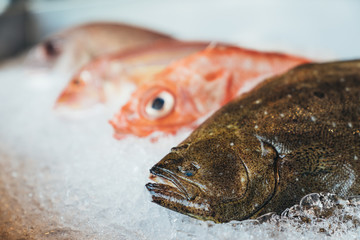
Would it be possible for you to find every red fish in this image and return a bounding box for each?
[27,22,172,73]
[110,45,311,139]
[54,41,212,111]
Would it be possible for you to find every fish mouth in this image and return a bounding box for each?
[110,116,154,139]
[146,166,213,220]
[55,92,77,107]
[147,166,192,200]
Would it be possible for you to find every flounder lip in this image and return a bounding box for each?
[147,166,190,200]
[146,166,213,218]
[145,182,188,204]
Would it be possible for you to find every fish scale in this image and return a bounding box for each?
[147,60,360,223]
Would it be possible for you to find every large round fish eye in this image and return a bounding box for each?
[178,162,200,177]
[144,91,175,119]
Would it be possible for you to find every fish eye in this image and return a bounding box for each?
[72,78,85,87]
[144,91,175,119]
[177,162,200,177]
[43,39,62,58]
[185,170,194,177]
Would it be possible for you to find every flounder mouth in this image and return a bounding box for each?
[146,166,213,219]
[147,166,192,200]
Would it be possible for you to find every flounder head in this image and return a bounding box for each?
[146,133,279,222]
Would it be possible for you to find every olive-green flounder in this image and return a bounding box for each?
[146,60,360,223]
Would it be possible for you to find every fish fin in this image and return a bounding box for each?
[286,144,339,175]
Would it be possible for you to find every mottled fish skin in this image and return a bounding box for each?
[146,60,360,223]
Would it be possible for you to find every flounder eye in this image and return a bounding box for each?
[178,162,200,177]
[144,91,175,119]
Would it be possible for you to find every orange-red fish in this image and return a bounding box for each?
[110,46,311,139]
[54,41,212,111]
[28,22,172,73]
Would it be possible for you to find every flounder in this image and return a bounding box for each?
[146,60,360,223]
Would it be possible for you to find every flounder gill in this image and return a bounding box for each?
[146,60,360,223]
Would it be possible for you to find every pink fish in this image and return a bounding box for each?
[28,22,172,73]
[54,41,213,111]
[110,45,311,139]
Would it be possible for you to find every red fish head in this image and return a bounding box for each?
[110,80,200,139]
[54,70,105,110]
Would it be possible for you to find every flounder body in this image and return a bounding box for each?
[146,60,360,223]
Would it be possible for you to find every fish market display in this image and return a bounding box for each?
[146,60,360,223]
[27,22,172,74]
[55,41,211,111]
[110,46,310,139]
